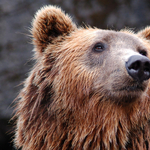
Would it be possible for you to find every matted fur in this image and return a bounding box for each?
[13,5,150,150]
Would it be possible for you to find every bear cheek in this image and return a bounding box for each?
[92,58,125,94]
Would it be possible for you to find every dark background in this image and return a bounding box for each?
[0,0,150,149]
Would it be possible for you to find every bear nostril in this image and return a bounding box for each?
[128,60,140,71]
[126,55,150,82]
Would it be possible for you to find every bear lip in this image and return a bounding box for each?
[119,83,145,92]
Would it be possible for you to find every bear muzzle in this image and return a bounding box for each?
[126,55,150,83]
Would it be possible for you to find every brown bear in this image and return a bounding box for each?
[13,5,150,150]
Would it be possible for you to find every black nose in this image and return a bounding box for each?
[126,55,150,82]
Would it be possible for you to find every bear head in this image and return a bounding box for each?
[32,6,150,105]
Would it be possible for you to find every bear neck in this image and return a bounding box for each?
[49,91,150,149]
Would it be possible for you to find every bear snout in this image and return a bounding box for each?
[126,55,150,83]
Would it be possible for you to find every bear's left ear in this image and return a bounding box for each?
[31,5,77,53]
[137,26,150,40]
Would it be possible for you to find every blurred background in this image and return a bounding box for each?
[0,0,150,149]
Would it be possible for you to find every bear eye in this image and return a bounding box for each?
[93,43,105,52]
[139,50,147,56]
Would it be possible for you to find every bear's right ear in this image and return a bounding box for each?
[137,26,150,40]
[31,5,77,53]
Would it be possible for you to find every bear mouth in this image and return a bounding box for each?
[119,83,145,92]
[108,80,149,103]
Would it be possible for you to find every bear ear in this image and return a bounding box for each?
[137,26,150,40]
[31,5,77,53]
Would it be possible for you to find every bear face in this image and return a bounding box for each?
[85,30,150,103]
[14,5,150,150]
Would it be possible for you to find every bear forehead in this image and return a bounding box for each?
[70,29,148,51]
[94,30,146,47]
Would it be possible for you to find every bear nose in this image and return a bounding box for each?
[126,55,150,82]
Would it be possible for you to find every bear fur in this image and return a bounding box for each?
[14,5,150,150]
